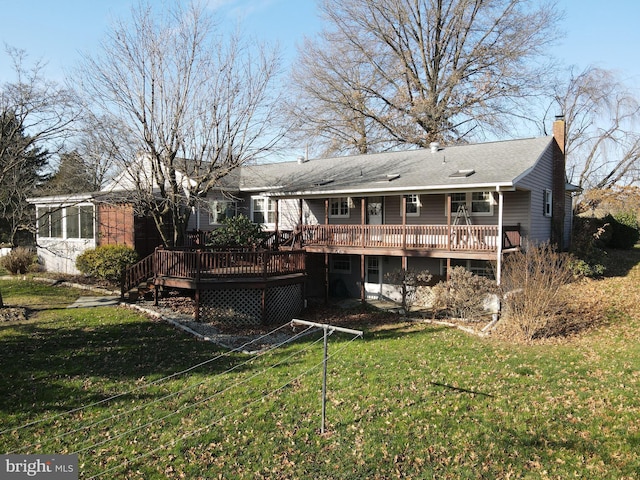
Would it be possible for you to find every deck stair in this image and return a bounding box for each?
[121,252,155,299]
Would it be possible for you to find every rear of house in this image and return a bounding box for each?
[28,119,571,307]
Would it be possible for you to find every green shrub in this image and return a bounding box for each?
[206,215,265,248]
[605,212,639,249]
[569,258,606,278]
[76,244,139,282]
[431,266,498,320]
[0,247,37,274]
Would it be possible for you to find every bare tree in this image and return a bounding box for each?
[78,1,283,246]
[286,35,391,157]
[287,0,560,152]
[0,46,80,185]
[0,47,81,247]
[550,67,640,190]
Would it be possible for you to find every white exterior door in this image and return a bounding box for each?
[365,256,382,299]
[367,197,383,225]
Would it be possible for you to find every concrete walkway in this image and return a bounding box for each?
[67,296,121,308]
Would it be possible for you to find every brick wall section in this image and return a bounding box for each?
[552,118,566,249]
[97,204,135,247]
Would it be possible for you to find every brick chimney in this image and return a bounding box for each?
[551,115,566,249]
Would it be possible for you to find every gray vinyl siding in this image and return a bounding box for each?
[276,199,302,230]
[502,190,530,239]
[513,145,554,244]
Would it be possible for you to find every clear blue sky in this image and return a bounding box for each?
[0,0,638,92]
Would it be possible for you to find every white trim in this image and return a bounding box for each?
[250,196,276,228]
[543,189,553,217]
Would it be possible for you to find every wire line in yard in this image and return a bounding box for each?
[0,321,295,437]
[7,325,316,455]
[71,330,327,457]
[86,332,363,480]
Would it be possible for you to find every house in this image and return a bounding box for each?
[28,118,573,318]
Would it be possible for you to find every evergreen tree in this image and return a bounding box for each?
[0,111,49,245]
[45,150,97,194]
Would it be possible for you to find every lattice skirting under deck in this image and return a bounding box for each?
[198,281,304,326]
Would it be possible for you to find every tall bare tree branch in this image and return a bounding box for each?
[286,0,560,154]
[77,1,284,246]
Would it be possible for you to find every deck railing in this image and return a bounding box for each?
[154,248,306,280]
[300,224,520,251]
[121,253,155,297]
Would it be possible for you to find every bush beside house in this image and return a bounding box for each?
[76,245,139,282]
[0,247,38,275]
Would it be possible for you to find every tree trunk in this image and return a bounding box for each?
[0,289,4,308]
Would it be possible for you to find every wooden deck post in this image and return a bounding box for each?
[361,198,366,248]
[446,194,452,251]
[324,253,329,304]
[496,189,504,285]
[402,195,407,251]
[274,199,280,250]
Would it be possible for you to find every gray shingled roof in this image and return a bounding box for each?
[237,136,553,197]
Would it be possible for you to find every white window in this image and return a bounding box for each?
[209,200,237,225]
[367,257,380,283]
[441,259,494,279]
[38,206,94,239]
[252,197,276,225]
[66,206,94,239]
[450,193,467,215]
[404,194,421,216]
[37,207,63,238]
[329,197,350,218]
[543,189,553,217]
[471,192,492,214]
[331,255,351,273]
[447,192,493,216]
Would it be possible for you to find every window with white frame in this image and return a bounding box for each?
[329,197,350,218]
[37,205,94,239]
[252,197,276,225]
[209,200,237,225]
[543,189,553,217]
[37,207,62,238]
[471,192,492,214]
[447,192,493,216]
[404,194,421,216]
[441,259,494,279]
[66,206,94,239]
[366,257,380,283]
[330,255,351,273]
[450,192,467,214]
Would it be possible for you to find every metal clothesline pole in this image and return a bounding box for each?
[290,319,363,434]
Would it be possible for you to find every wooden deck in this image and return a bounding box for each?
[121,248,306,295]
[299,224,520,253]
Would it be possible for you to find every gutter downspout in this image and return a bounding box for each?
[496,187,504,286]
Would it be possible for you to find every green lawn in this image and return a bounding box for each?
[1,253,639,479]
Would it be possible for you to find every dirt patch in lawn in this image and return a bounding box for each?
[0,307,29,322]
